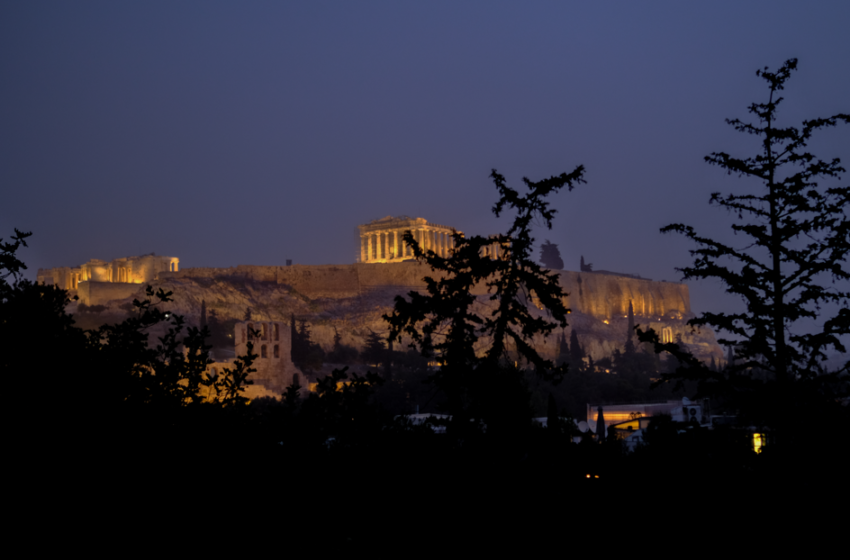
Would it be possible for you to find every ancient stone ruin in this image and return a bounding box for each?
[37,216,725,374]
[38,254,179,304]
[206,320,303,400]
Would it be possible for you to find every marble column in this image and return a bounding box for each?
[360,236,366,263]
[367,235,373,262]
[393,230,399,260]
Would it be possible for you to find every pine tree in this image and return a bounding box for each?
[539,240,564,270]
[361,331,386,367]
[332,327,342,353]
[569,328,584,363]
[556,330,570,365]
[199,300,207,332]
[641,59,850,432]
[385,166,585,428]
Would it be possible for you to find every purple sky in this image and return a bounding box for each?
[2,2,849,345]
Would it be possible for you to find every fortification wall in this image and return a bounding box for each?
[75,262,721,364]
[77,281,143,306]
[156,263,690,321]
[557,271,690,319]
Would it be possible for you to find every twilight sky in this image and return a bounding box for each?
[2,1,849,333]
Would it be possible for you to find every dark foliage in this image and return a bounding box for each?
[206,308,234,349]
[290,316,324,371]
[384,167,585,436]
[639,59,850,436]
[539,239,564,270]
[199,299,207,332]
[569,328,585,364]
[361,330,387,367]
[1,229,257,465]
[327,327,359,364]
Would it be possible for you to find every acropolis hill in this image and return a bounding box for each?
[38,217,724,364]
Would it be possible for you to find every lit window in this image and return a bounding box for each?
[753,433,765,454]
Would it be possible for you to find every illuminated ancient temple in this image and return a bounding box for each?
[38,254,179,290]
[358,216,458,263]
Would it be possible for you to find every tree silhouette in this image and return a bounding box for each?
[328,327,358,364]
[199,300,207,332]
[361,331,387,367]
[2,229,256,458]
[569,328,584,364]
[556,330,570,366]
[384,167,585,431]
[539,240,564,270]
[291,317,324,371]
[640,59,849,432]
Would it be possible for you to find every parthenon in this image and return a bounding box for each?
[358,216,459,263]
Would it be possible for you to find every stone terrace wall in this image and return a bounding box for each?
[557,271,690,319]
[78,281,144,306]
[156,263,691,321]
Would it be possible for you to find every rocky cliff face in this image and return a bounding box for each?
[71,263,723,365]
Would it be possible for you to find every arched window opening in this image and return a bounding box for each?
[247,323,254,341]
[261,345,267,358]
[262,324,268,341]
[274,345,279,358]
[210,367,217,376]
[274,324,279,341]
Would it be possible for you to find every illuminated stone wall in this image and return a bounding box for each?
[159,263,690,320]
[77,281,143,306]
[556,271,690,319]
[63,260,722,366]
